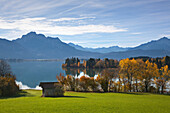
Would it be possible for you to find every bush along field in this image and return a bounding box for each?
[0,90,170,113]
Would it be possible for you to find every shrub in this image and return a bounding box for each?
[0,60,19,97]
[0,74,19,97]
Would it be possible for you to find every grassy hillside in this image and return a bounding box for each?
[0,90,170,113]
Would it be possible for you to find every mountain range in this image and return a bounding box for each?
[69,37,170,53]
[68,43,129,53]
[0,32,169,59]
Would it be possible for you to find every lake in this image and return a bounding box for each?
[9,61,65,88]
[8,60,170,92]
[8,61,101,88]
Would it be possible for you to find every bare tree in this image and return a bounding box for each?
[0,60,12,77]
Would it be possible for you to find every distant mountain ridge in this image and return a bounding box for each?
[68,43,129,53]
[101,49,170,60]
[131,37,170,51]
[0,32,100,59]
[69,37,170,53]
[0,32,169,59]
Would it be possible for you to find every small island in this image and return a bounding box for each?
[62,58,119,68]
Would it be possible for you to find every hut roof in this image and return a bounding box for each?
[39,82,59,88]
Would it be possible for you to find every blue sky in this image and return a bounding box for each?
[0,0,170,48]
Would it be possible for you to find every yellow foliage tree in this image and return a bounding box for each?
[156,65,170,94]
[119,58,140,92]
[140,60,159,92]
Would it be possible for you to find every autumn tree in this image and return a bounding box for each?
[96,69,117,92]
[133,59,144,92]
[56,73,66,86]
[96,74,107,92]
[94,60,104,68]
[57,74,76,91]
[156,65,170,94]
[65,75,75,91]
[86,58,96,68]
[104,58,109,68]
[79,75,90,91]
[0,74,19,97]
[119,72,128,92]
[119,58,135,92]
[140,60,159,92]
[89,77,99,92]
[119,58,159,92]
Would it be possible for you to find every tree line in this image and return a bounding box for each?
[57,57,170,94]
[62,57,119,68]
[130,56,170,69]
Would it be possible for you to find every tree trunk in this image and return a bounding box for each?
[129,76,132,92]
[157,86,160,94]
[135,79,138,92]
[145,81,148,92]
[161,85,164,94]
[127,75,130,92]
[108,80,111,92]
[123,80,126,92]
[118,78,121,92]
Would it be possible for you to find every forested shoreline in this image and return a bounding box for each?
[62,56,170,69]
[59,56,170,94]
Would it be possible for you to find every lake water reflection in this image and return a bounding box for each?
[62,67,103,77]
[8,61,102,88]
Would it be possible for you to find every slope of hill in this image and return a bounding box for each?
[101,49,170,60]
[0,38,35,59]
[132,37,170,51]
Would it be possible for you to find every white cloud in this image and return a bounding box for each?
[130,32,142,35]
[51,17,95,22]
[159,34,170,37]
[0,36,6,38]
[0,17,127,39]
[0,0,80,17]
[44,25,127,35]
[57,2,88,16]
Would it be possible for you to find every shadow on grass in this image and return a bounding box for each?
[121,92,147,95]
[0,90,34,99]
[45,95,86,98]
[114,92,149,95]
[117,92,170,96]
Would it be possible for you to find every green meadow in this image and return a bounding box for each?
[0,90,170,113]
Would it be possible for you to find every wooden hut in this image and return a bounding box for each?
[39,82,64,97]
